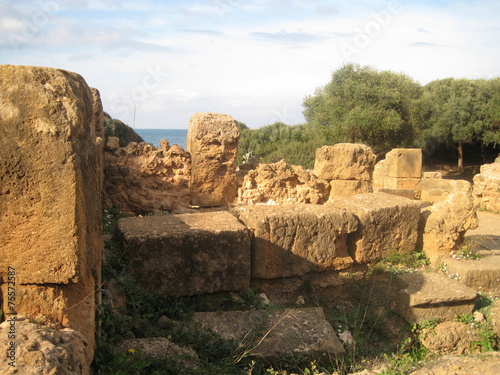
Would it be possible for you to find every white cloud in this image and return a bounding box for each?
[1,0,498,128]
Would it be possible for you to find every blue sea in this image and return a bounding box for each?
[135,129,188,150]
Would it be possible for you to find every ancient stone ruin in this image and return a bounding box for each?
[1,64,499,373]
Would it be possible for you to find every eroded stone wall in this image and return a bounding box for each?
[237,159,330,205]
[103,138,191,214]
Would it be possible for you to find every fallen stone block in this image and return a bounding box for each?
[395,273,477,324]
[313,144,376,181]
[193,307,345,360]
[328,193,422,264]
[233,205,358,278]
[443,256,500,292]
[116,211,251,296]
[187,112,240,206]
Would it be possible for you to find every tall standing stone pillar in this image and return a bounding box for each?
[187,112,240,206]
[0,65,104,372]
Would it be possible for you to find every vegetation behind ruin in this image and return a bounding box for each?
[237,63,500,169]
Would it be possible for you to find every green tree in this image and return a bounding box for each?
[422,78,490,168]
[303,63,422,153]
[479,78,500,148]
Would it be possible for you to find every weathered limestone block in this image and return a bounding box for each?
[103,141,191,214]
[443,256,500,292]
[373,148,422,190]
[420,177,472,203]
[0,318,89,375]
[0,65,103,362]
[238,159,330,205]
[329,180,372,198]
[386,148,422,178]
[233,205,358,278]
[193,308,345,360]
[116,211,251,296]
[313,143,376,181]
[187,112,240,206]
[473,162,500,213]
[420,191,478,264]
[328,193,422,264]
[395,273,476,324]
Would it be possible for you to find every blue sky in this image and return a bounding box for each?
[1,0,499,129]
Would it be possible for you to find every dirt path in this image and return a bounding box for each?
[466,211,500,252]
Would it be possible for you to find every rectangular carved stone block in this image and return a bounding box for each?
[329,193,422,264]
[0,65,104,363]
[116,211,251,296]
[0,66,103,285]
[234,205,358,278]
[395,273,476,324]
[313,144,376,181]
[386,148,422,178]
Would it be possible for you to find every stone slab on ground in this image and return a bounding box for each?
[328,193,422,264]
[443,256,500,292]
[116,211,251,296]
[233,205,358,278]
[193,307,345,360]
[395,273,477,324]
